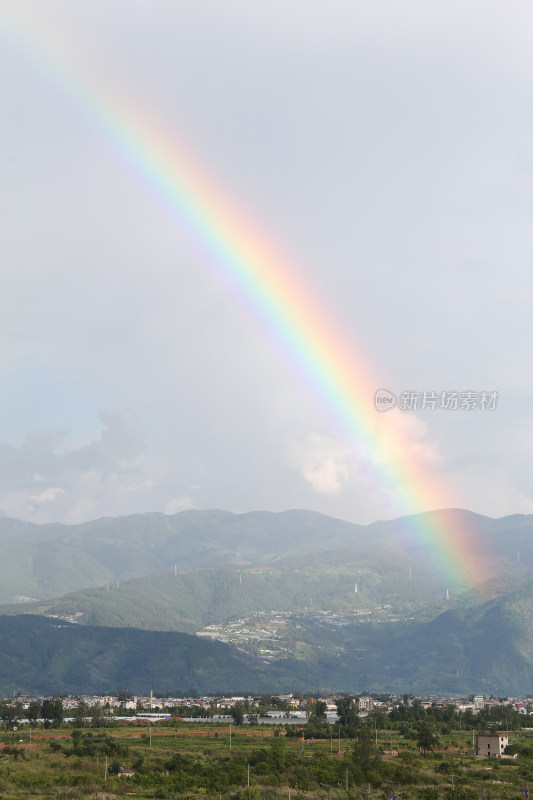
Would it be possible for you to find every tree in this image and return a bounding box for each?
[230,702,245,725]
[27,700,42,724]
[41,698,63,728]
[91,703,103,728]
[108,759,121,776]
[74,700,89,727]
[416,721,439,756]
[335,696,358,726]
[310,700,327,723]
[269,735,287,775]
[0,700,22,730]
[352,724,377,778]
[369,708,388,730]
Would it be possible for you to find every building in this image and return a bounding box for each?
[476,734,508,758]
[358,696,374,712]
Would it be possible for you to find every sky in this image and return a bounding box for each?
[0,0,532,526]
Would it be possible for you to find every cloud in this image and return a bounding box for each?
[288,434,350,495]
[28,486,65,508]
[165,495,197,515]
[0,409,210,524]
[0,409,145,482]
[68,409,147,473]
[0,409,152,523]
[369,409,442,468]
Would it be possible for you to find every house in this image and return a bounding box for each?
[358,696,374,712]
[476,734,508,758]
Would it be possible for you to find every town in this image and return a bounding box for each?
[0,688,532,799]
[2,690,532,728]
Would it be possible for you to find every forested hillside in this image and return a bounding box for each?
[1,508,532,604]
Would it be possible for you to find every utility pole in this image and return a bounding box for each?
[104,755,108,782]
[230,722,232,750]
[320,783,332,800]
[247,763,250,787]
[473,782,485,800]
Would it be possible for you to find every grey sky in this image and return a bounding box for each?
[1,0,532,524]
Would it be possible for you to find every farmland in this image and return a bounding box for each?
[0,715,531,800]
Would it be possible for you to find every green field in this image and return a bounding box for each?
[0,717,531,800]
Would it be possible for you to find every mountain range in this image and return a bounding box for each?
[0,507,532,695]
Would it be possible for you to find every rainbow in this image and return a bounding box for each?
[0,7,489,589]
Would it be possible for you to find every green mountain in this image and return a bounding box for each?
[1,508,533,695]
[279,575,533,695]
[0,562,444,633]
[0,510,367,603]
[2,578,533,696]
[0,614,303,696]
[1,507,532,605]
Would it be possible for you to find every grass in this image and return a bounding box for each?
[0,722,530,800]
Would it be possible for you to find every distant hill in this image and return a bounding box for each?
[0,509,367,603]
[0,614,304,696]
[3,577,533,695]
[0,563,445,633]
[279,575,533,695]
[1,508,533,695]
[0,507,531,604]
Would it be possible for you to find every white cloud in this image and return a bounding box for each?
[0,409,208,524]
[28,486,65,505]
[0,410,152,522]
[288,434,350,495]
[369,410,442,469]
[165,496,197,515]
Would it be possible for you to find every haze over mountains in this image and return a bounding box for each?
[1,508,532,696]
[0,507,530,604]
